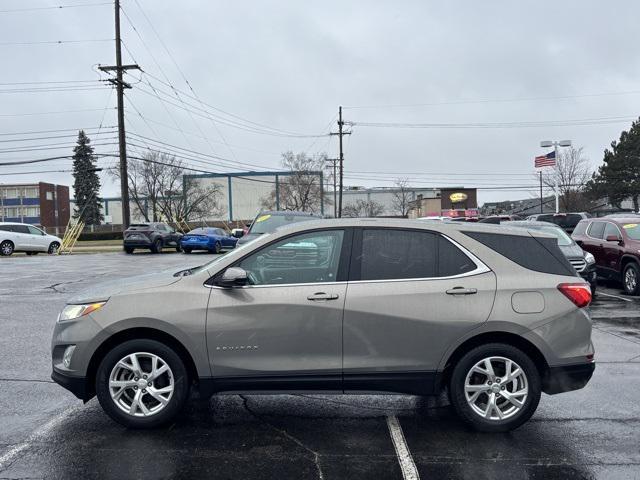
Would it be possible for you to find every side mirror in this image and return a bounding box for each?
[215,267,248,287]
[231,229,245,238]
[605,234,622,243]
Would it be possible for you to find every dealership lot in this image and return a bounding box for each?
[1,253,639,479]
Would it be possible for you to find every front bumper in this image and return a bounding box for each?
[542,362,595,394]
[580,264,597,288]
[51,369,91,401]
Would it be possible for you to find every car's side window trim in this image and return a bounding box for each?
[348,227,490,283]
[586,221,606,240]
[205,227,354,288]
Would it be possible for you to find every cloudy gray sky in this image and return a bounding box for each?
[1,0,640,205]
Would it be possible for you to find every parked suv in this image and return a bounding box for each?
[52,219,594,432]
[0,222,62,256]
[531,213,591,234]
[123,223,183,254]
[236,210,322,246]
[572,217,640,295]
[503,221,597,295]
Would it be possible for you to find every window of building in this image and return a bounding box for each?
[25,187,39,199]
[46,191,53,201]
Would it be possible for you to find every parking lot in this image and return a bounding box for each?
[1,252,639,479]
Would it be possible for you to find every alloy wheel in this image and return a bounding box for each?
[464,356,528,421]
[625,267,637,293]
[108,352,174,417]
[0,241,13,256]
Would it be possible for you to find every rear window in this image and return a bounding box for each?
[463,231,576,276]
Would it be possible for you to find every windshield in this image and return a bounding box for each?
[189,228,207,235]
[249,213,318,234]
[622,223,640,240]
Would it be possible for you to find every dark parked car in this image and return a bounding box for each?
[572,217,640,295]
[504,221,597,294]
[123,223,183,254]
[530,213,591,234]
[236,210,323,246]
[181,227,238,254]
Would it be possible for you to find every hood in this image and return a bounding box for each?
[67,269,183,304]
[559,243,585,259]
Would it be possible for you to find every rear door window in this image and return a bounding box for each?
[588,222,606,239]
[438,236,477,276]
[13,225,29,234]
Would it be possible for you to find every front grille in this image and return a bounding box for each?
[569,258,586,273]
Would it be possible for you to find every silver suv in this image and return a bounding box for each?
[51,219,595,432]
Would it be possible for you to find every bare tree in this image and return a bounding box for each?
[110,151,225,223]
[541,147,595,211]
[391,178,413,217]
[342,199,385,218]
[261,151,327,213]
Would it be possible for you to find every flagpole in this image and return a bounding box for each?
[540,171,543,213]
[554,144,559,213]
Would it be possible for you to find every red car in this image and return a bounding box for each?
[572,217,640,295]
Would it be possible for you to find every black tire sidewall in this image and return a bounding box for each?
[0,241,13,256]
[152,239,162,254]
[48,242,59,254]
[96,339,189,429]
[215,242,221,254]
[449,343,541,433]
[623,263,640,295]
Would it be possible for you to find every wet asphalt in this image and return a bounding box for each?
[0,251,639,479]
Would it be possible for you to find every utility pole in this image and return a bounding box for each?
[329,106,351,218]
[325,158,338,217]
[98,0,139,230]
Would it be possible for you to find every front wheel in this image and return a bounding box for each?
[151,239,163,254]
[0,240,14,256]
[124,246,134,254]
[449,343,541,432]
[183,248,192,254]
[623,263,640,296]
[95,339,190,429]
[48,242,60,254]
[175,243,183,253]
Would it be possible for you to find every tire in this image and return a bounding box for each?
[26,251,38,256]
[151,239,163,254]
[48,242,60,254]
[214,241,222,254]
[623,263,640,296]
[0,240,14,257]
[449,343,541,433]
[95,339,190,429]
[124,247,134,254]
[175,243,183,253]
[183,248,192,254]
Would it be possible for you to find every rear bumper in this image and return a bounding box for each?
[542,362,595,395]
[51,369,91,401]
[123,240,153,248]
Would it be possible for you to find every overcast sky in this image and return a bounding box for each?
[1,0,640,205]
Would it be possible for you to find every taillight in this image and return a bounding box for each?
[557,283,592,308]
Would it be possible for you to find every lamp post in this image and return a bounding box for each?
[540,139,572,213]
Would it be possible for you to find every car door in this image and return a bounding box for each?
[205,228,351,389]
[27,225,48,251]
[603,222,624,274]
[342,228,496,394]
[584,221,606,271]
[11,225,33,250]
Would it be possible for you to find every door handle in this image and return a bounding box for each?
[446,287,477,296]
[307,292,339,301]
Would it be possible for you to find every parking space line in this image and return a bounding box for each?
[386,415,420,480]
[598,292,633,302]
[0,406,78,472]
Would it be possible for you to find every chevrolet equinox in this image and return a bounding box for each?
[51,219,595,432]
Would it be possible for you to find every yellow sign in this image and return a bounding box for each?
[449,192,468,203]
[255,214,272,223]
[623,223,638,229]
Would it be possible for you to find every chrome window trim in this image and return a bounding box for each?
[586,221,607,240]
[206,231,491,289]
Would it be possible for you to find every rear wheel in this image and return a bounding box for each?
[48,242,60,254]
[151,239,163,254]
[124,246,134,254]
[214,241,222,254]
[95,339,190,429]
[623,263,640,296]
[449,343,541,432]
[0,240,14,256]
[175,243,182,253]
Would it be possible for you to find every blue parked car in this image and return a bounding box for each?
[180,227,238,254]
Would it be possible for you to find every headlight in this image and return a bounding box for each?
[58,302,106,322]
[584,252,595,265]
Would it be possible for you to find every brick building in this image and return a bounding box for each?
[0,182,70,232]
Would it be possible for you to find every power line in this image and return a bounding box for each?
[0,130,117,143]
[0,107,116,118]
[0,2,111,14]
[0,39,114,46]
[0,169,73,176]
[0,80,99,86]
[0,154,111,166]
[0,126,116,137]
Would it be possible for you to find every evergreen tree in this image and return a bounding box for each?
[72,130,104,225]
[588,118,640,211]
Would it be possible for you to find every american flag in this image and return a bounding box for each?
[535,151,556,168]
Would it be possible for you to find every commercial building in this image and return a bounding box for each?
[408,187,479,218]
[341,186,440,217]
[0,182,70,231]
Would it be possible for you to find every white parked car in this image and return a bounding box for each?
[0,222,62,256]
